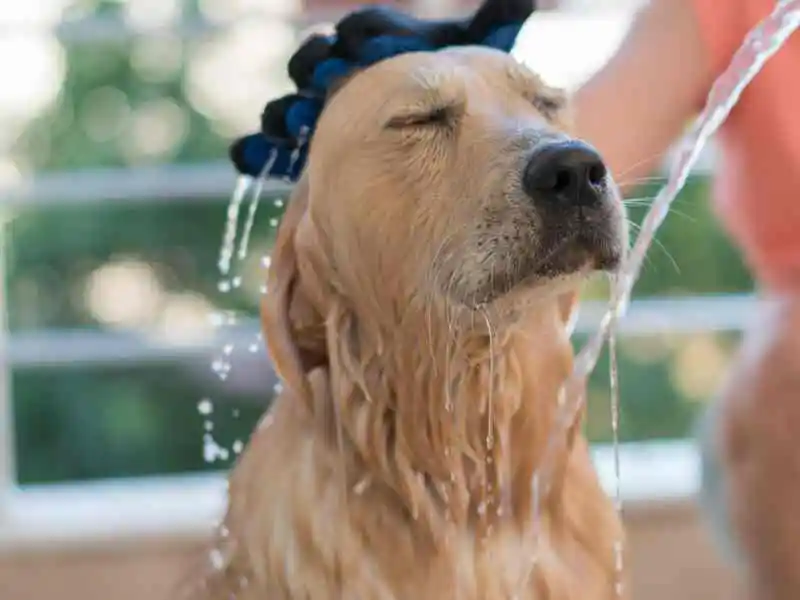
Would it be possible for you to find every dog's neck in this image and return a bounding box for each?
[324,295,576,539]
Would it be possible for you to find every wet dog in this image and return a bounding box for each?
[198,43,628,600]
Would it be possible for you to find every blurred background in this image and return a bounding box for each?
[0,0,755,598]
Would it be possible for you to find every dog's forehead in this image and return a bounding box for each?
[338,46,535,98]
[313,46,560,146]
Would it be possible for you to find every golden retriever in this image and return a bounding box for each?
[195,46,628,600]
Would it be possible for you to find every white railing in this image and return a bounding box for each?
[0,152,742,549]
[3,293,754,369]
[0,439,699,553]
[0,4,730,551]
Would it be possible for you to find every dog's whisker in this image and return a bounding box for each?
[614,149,672,184]
[620,174,666,183]
[616,175,668,189]
[622,196,656,206]
[625,220,680,274]
[624,196,696,224]
[526,232,578,275]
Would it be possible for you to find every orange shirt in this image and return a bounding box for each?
[692,0,800,291]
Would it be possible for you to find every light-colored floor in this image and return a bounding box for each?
[0,500,743,600]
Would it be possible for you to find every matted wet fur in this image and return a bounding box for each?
[192,47,628,600]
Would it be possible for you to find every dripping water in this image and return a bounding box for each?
[522,1,800,594]
[218,176,250,282]
[608,326,623,597]
[237,149,280,263]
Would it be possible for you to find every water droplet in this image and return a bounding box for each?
[232,275,242,288]
[259,284,268,295]
[261,255,272,268]
[613,538,625,597]
[613,540,624,566]
[208,548,226,570]
[248,341,259,353]
[273,199,284,208]
[210,311,237,327]
[232,440,244,454]
[197,398,213,415]
[353,477,370,495]
[273,382,283,395]
[218,279,231,293]
[223,343,234,356]
[204,420,213,432]
[212,360,232,379]
[203,433,230,463]
[269,217,279,227]
[218,177,250,276]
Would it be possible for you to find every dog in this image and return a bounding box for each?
[195,42,628,600]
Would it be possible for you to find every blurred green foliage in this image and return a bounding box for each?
[7,22,754,485]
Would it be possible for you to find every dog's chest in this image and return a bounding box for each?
[347,524,558,600]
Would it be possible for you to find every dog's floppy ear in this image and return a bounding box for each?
[261,174,328,404]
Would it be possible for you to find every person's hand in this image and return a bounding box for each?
[572,0,713,187]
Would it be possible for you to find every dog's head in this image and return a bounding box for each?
[308,47,626,308]
[263,45,627,402]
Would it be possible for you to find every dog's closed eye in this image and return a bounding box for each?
[528,88,566,119]
[385,105,456,129]
[532,94,564,118]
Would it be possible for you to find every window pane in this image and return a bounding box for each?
[13,362,270,485]
[580,330,741,444]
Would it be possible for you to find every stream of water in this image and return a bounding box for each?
[537,1,800,595]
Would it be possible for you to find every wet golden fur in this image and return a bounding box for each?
[195,47,626,600]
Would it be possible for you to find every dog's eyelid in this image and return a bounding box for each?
[384,103,458,129]
[533,94,565,113]
[529,86,567,114]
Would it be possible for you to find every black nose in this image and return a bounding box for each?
[522,140,607,205]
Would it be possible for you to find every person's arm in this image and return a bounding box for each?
[572,0,715,188]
